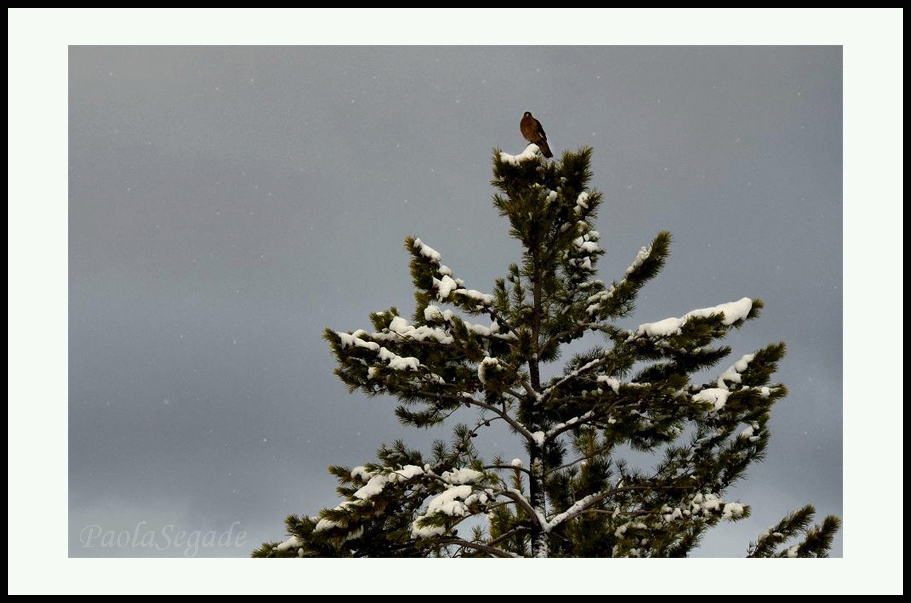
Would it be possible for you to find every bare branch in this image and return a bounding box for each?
[490,488,541,527]
[484,463,532,477]
[455,393,535,441]
[545,440,616,475]
[486,526,530,548]
[438,538,520,558]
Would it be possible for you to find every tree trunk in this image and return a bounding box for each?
[528,244,548,558]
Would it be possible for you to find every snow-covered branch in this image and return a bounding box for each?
[499,147,540,165]
[412,237,523,337]
[543,410,599,441]
[413,238,494,308]
[690,353,775,411]
[544,491,611,532]
[628,298,754,341]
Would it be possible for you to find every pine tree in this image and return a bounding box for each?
[253,145,840,558]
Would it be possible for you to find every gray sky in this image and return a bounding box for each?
[10,8,904,595]
[67,41,844,555]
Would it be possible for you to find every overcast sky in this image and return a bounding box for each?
[10,8,904,595]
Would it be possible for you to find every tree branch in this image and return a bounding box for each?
[539,356,612,403]
[439,538,519,558]
[490,488,541,527]
[454,393,535,441]
[480,305,517,338]
[545,484,658,531]
[544,409,598,441]
[486,525,530,548]
[539,322,614,361]
[545,440,616,475]
[484,463,532,477]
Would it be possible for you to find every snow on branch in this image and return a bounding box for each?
[717,353,757,389]
[314,464,429,533]
[528,439,749,536]
[691,388,730,411]
[412,238,495,309]
[411,486,481,537]
[383,315,453,345]
[544,410,598,440]
[422,306,515,342]
[477,356,501,385]
[583,244,651,316]
[626,245,652,276]
[630,297,754,340]
[352,464,427,500]
[275,535,301,552]
[575,191,591,212]
[441,468,485,485]
[584,285,615,316]
[499,146,541,164]
[454,287,496,307]
[334,311,517,388]
[433,277,495,307]
[560,224,603,276]
[544,491,610,532]
[335,330,422,372]
[434,275,459,300]
[659,492,746,524]
[584,233,671,321]
[691,353,775,411]
[411,469,491,538]
[413,238,443,263]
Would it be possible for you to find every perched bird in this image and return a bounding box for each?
[520,111,553,158]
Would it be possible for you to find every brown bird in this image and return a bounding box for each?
[520,111,553,158]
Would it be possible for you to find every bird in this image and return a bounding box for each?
[520,111,553,158]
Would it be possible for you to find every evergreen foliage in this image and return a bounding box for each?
[253,145,840,558]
